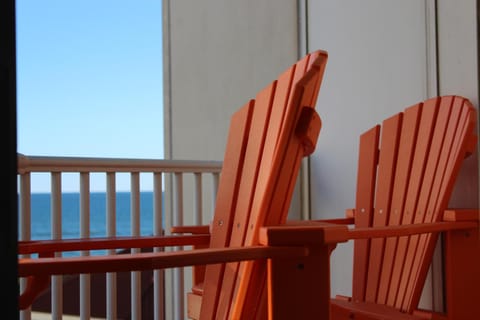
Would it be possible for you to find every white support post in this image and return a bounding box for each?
[106,172,117,320]
[173,172,184,320]
[51,172,63,319]
[79,172,91,319]
[130,172,141,320]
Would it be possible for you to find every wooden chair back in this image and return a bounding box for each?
[198,50,328,319]
[350,96,477,312]
[18,50,328,319]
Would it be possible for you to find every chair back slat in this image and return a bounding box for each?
[214,81,278,319]
[386,99,438,307]
[365,114,403,303]
[198,101,254,318]
[377,104,422,305]
[199,51,328,320]
[234,53,327,319]
[401,97,476,311]
[353,96,477,313]
[351,125,380,301]
[396,97,454,309]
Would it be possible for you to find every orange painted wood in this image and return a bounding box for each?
[398,97,457,310]
[399,97,471,310]
[230,75,292,317]
[19,245,308,277]
[387,100,438,308]
[332,95,478,320]
[197,100,254,319]
[346,221,478,240]
[443,213,480,319]
[268,246,331,319]
[257,94,476,320]
[259,221,477,245]
[213,81,278,319]
[18,275,51,310]
[231,52,325,319]
[171,225,210,234]
[332,299,426,320]
[365,113,402,302]
[377,104,421,305]
[19,234,210,254]
[402,97,477,310]
[352,126,379,301]
[187,292,203,319]
[395,97,449,309]
[443,208,479,221]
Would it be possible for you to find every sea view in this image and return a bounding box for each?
[25,192,159,256]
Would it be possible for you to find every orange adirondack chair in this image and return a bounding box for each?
[261,95,479,319]
[18,50,329,319]
[330,95,479,320]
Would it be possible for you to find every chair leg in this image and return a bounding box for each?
[444,226,480,319]
[19,275,50,310]
[268,246,331,320]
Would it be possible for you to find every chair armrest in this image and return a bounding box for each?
[171,225,210,234]
[260,218,478,246]
[413,309,448,320]
[346,221,478,240]
[334,295,352,302]
[18,234,210,255]
[18,244,307,310]
[259,221,351,246]
[443,208,479,221]
[346,208,355,218]
[338,208,478,223]
[18,245,308,277]
[307,217,355,225]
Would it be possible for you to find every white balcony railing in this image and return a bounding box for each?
[17,154,222,320]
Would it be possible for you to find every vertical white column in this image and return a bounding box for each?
[106,172,117,320]
[51,172,63,319]
[193,173,202,225]
[79,172,91,319]
[130,172,141,320]
[211,172,219,221]
[420,0,441,312]
[173,172,184,320]
[153,172,165,320]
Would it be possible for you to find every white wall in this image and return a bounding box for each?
[307,0,433,297]
[437,0,479,210]
[164,0,299,161]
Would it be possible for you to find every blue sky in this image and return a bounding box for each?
[16,1,163,191]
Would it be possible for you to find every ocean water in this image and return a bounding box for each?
[24,192,160,256]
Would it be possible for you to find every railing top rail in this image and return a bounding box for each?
[17,153,223,174]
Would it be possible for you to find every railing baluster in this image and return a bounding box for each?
[106,172,117,320]
[51,172,63,319]
[212,172,220,220]
[130,172,141,320]
[173,172,184,320]
[153,172,164,320]
[194,173,202,225]
[79,172,91,319]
